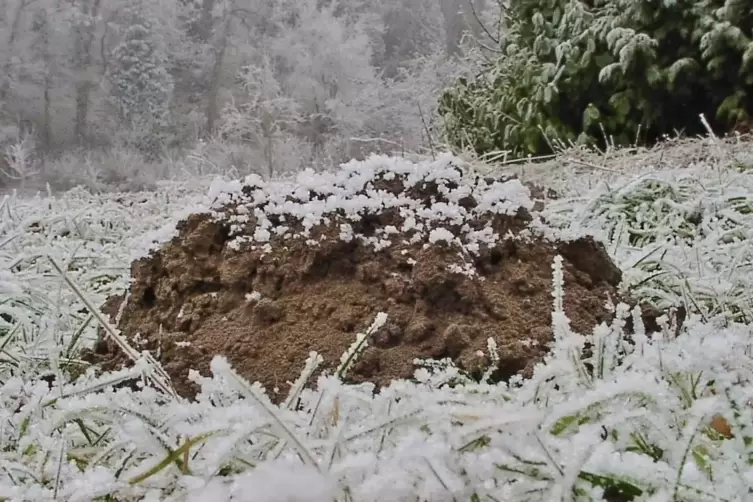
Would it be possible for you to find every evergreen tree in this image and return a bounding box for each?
[107,14,174,158]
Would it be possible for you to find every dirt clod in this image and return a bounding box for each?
[84,160,635,402]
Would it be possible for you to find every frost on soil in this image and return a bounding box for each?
[84,153,632,402]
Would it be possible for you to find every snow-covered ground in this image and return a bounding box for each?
[1,135,753,501]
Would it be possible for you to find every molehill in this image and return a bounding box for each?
[85,155,640,402]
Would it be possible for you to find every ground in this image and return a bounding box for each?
[1,136,753,501]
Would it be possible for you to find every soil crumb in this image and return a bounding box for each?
[84,155,632,402]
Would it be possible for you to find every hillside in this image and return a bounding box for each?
[1,135,753,501]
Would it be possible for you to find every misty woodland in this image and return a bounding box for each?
[1,0,753,501]
[0,0,489,188]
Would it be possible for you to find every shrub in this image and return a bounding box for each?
[438,0,753,160]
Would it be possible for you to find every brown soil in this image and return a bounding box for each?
[83,164,635,402]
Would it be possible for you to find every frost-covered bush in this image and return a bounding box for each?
[438,0,753,159]
[212,0,464,180]
[40,147,167,193]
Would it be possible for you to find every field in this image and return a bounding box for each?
[2,134,753,501]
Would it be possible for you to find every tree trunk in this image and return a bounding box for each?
[72,0,103,144]
[204,14,230,135]
[41,68,52,151]
[263,119,274,179]
[439,0,462,57]
[40,11,53,151]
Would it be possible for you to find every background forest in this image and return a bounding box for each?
[1,0,751,192]
[0,0,494,190]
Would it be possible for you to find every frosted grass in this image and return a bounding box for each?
[1,141,753,501]
[509,135,753,324]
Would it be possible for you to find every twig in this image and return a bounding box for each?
[563,156,622,173]
[418,103,436,160]
[468,0,500,45]
[46,256,177,398]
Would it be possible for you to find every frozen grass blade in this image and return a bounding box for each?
[210,356,321,472]
[283,350,323,410]
[46,255,177,398]
[336,312,388,379]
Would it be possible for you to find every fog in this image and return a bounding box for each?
[0,0,499,191]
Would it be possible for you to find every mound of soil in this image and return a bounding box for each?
[85,156,629,402]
